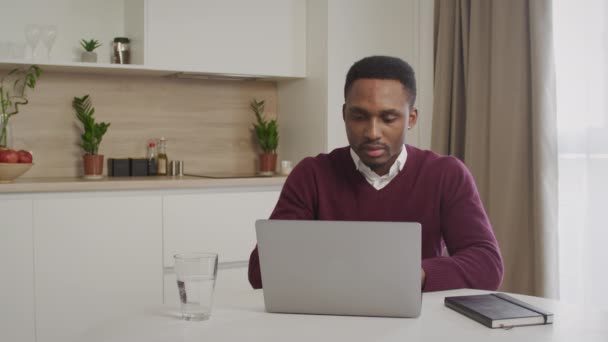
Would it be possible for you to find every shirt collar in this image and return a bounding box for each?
[350,144,407,177]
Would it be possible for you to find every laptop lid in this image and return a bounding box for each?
[255,219,422,318]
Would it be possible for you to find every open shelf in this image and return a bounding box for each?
[1,0,305,81]
[0,59,302,81]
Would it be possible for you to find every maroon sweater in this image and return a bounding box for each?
[249,145,504,292]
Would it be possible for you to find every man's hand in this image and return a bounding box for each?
[421,268,426,289]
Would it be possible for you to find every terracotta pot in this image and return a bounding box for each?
[259,153,277,176]
[83,154,104,177]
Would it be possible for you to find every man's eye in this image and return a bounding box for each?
[383,116,397,123]
[351,113,365,120]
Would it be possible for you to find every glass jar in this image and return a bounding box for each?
[112,37,131,64]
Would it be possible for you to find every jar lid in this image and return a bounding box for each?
[113,37,130,43]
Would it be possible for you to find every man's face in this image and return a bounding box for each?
[343,78,418,176]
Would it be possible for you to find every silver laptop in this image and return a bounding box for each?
[255,219,422,318]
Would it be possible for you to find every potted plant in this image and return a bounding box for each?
[80,39,102,63]
[73,95,110,178]
[0,65,41,149]
[250,98,278,176]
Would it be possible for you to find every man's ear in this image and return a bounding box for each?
[342,104,346,121]
[408,107,419,129]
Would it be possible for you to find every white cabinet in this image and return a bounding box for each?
[163,189,281,266]
[33,194,163,342]
[145,0,306,77]
[0,185,281,341]
[0,199,35,342]
[0,0,144,64]
[1,0,305,78]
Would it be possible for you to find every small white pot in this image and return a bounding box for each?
[81,51,98,63]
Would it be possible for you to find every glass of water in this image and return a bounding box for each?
[173,253,218,321]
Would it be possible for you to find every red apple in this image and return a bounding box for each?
[0,149,19,163]
[17,150,33,163]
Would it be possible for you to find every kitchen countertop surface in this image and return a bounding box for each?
[0,175,286,194]
[76,288,606,342]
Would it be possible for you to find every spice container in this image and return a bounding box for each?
[129,158,148,177]
[280,160,293,176]
[112,37,130,64]
[169,160,184,176]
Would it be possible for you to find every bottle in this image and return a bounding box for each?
[147,140,157,176]
[157,137,168,176]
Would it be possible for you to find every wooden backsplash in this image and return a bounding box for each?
[3,69,278,178]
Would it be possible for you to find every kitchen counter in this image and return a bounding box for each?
[72,288,606,342]
[0,175,286,194]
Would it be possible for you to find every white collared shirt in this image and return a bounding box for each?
[350,144,408,190]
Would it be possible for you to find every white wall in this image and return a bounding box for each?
[277,0,328,163]
[417,0,434,150]
[278,0,434,164]
[326,0,426,150]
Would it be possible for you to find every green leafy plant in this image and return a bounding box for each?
[73,95,110,155]
[250,98,278,154]
[0,65,42,147]
[80,39,102,52]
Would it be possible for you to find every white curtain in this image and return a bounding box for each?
[554,0,608,311]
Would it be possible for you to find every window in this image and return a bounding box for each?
[554,0,608,311]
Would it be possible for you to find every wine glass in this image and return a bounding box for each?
[24,24,41,61]
[41,25,57,62]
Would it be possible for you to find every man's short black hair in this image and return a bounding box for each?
[344,55,417,106]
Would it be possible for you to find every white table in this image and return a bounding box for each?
[78,288,607,342]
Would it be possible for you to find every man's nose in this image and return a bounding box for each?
[364,118,381,140]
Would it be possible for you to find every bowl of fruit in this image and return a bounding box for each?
[0,148,33,183]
